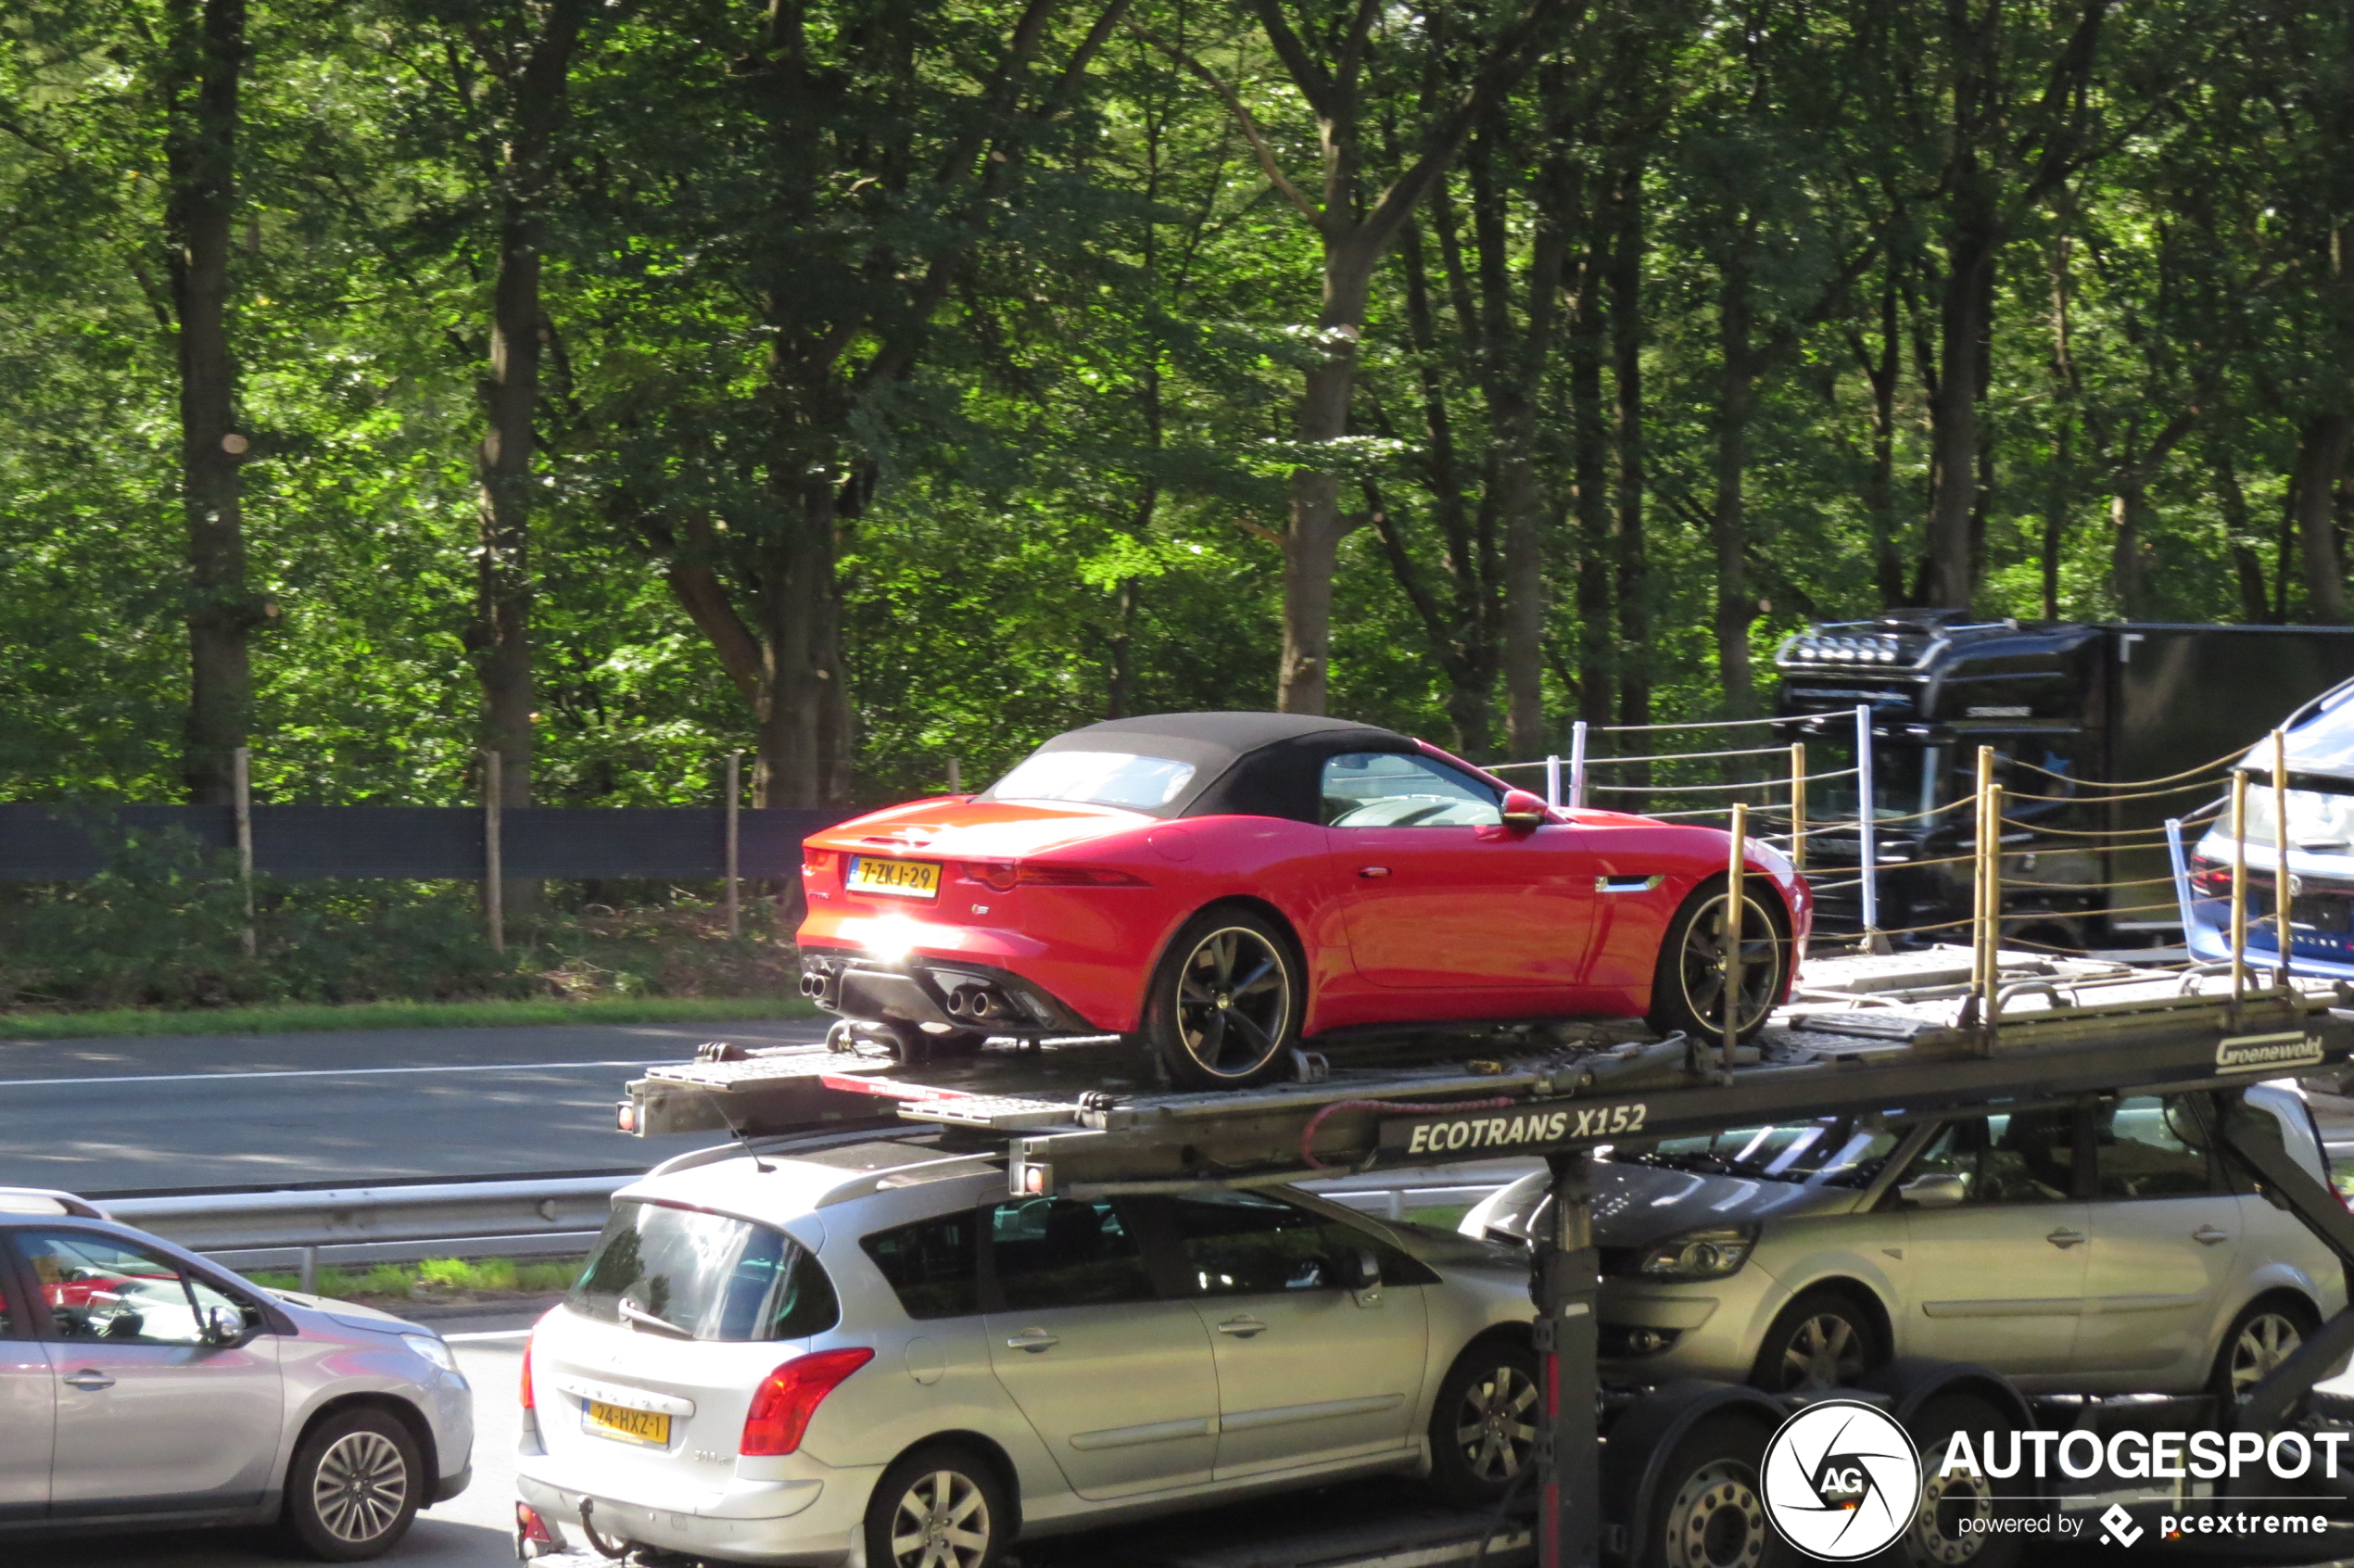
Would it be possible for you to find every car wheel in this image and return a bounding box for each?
[1647,877,1789,1046]
[279,1407,423,1562]
[1749,1289,1885,1393]
[2210,1295,2316,1402]
[1426,1337,1542,1508]
[1899,1392,2026,1568]
[1642,1411,1789,1568]
[1143,907,1303,1090]
[864,1443,1010,1568]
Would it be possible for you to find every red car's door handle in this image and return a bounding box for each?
[1357,866,1390,879]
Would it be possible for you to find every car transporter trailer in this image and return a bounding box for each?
[601,940,2354,1568]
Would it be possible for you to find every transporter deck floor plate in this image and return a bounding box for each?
[626,946,2354,1193]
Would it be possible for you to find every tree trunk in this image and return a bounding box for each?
[1861,268,1905,610]
[1923,217,1999,609]
[2215,453,2269,623]
[2042,414,2070,620]
[1609,153,1649,810]
[2292,411,2353,624]
[2108,489,2150,618]
[1569,221,1614,744]
[165,0,252,806]
[468,0,590,911]
[1711,244,1758,713]
[1276,242,1376,714]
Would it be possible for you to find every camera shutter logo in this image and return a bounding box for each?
[1760,1399,1922,1561]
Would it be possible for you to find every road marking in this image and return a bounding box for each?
[0,1057,683,1089]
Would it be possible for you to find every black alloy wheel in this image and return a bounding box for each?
[1649,879,1788,1046]
[1427,1338,1542,1507]
[1145,907,1301,1089]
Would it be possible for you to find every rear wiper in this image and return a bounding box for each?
[619,1302,691,1338]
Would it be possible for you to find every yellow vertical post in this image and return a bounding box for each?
[2230,770,2249,999]
[1725,803,1747,1077]
[1789,743,1806,875]
[2273,729,2291,988]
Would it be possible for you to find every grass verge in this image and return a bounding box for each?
[247,1255,587,1305]
[0,993,819,1042]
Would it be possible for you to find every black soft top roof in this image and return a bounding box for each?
[1019,711,1420,822]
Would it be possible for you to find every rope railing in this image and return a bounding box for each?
[1496,708,2306,979]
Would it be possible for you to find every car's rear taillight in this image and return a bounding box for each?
[803,849,836,878]
[740,1347,875,1456]
[520,1330,537,1411]
[2189,854,2232,893]
[957,861,1145,891]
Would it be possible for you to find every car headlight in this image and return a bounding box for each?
[1633,1225,1758,1280]
[402,1333,457,1373]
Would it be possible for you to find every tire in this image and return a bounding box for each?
[1142,907,1304,1090]
[1749,1289,1886,1393]
[1425,1337,1542,1508]
[1900,1393,2024,1568]
[1642,1412,1789,1568]
[2209,1295,2317,1402]
[279,1407,423,1562]
[863,1443,1012,1568]
[1647,877,1791,1046]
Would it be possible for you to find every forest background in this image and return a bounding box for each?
[0,0,2350,1010]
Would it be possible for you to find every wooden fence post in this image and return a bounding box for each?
[483,750,504,955]
[726,750,742,939]
[234,746,255,958]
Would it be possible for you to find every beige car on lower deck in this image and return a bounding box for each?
[1461,1083,2344,1398]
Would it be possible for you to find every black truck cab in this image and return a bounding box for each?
[1773,611,2354,950]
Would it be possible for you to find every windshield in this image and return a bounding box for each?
[1786,734,1929,825]
[567,1200,837,1341]
[985,750,1196,812]
[2234,783,2354,854]
[1616,1117,1901,1188]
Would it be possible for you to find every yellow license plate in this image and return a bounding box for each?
[848,856,941,900]
[583,1400,672,1448]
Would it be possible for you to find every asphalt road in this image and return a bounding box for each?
[0,1018,829,1194]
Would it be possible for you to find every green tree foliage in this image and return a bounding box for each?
[3,0,2351,817]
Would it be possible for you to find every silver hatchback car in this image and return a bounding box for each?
[516,1139,1537,1567]
[1462,1083,2344,1399]
[0,1188,473,1561]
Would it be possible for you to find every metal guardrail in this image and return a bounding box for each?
[95,1164,1524,1289]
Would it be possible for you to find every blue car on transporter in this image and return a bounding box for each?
[2186,678,2354,977]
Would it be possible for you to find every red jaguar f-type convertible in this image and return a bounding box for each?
[796,712,1811,1088]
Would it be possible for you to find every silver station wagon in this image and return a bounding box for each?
[515,1138,1538,1567]
[1462,1083,2344,1399]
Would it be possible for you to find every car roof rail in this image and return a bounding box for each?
[0,1186,112,1221]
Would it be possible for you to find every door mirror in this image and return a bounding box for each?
[1338,1246,1382,1292]
[1500,790,1548,831]
[201,1303,248,1347]
[1898,1173,1968,1209]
